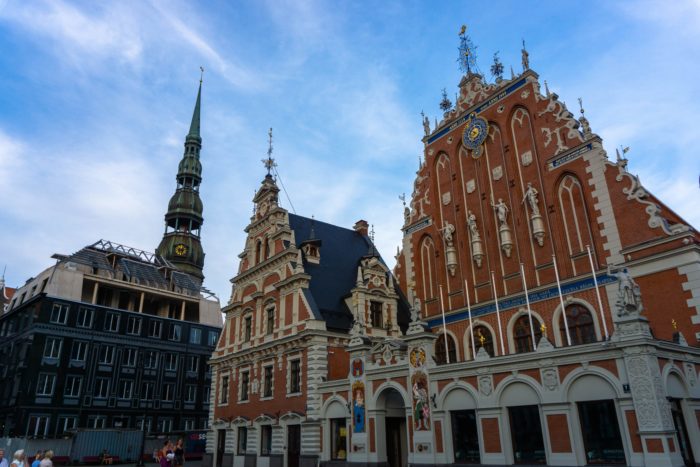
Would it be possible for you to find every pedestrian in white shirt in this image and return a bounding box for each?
[0,449,9,467]
[11,450,25,467]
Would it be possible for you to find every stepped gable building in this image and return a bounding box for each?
[1,274,15,313]
[205,158,409,467]
[0,81,223,439]
[206,37,700,467]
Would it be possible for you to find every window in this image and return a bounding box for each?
[266,308,274,335]
[184,419,195,430]
[168,324,182,341]
[244,316,252,342]
[577,400,625,464]
[50,303,69,324]
[260,425,272,456]
[36,374,56,396]
[237,426,248,455]
[119,380,134,399]
[89,416,107,429]
[149,320,162,338]
[137,417,153,432]
[472,326,495,357]
[240,371,249,401]
[76,307,94,328]
[190,327,201,344]
[263,366,273,398]
[43,337,62,359]
[514,315,542,353]
[70,341,88,362]
[185,385,197,403]
[126,316,142,335]
[27,415,50,436]
[451,410,480,463]
[162,383,175,401]
[208,331,218,346]
[562,304,596,346]
[420,236,437,299]
[289,360,301,394]
[104,313,120,332]
[98,345,115,365]
[64,376,82,397]
[95,378,110,398]
[165,353,178,371]
[141,382,154,400]
[220,376,229,404]
[144,351,159,369]
[57,416,77,433]
[203,386,210,404]
[435,334,457,364]
[158,418,173,433]
[123,348,138,367]
[370,301,383,328]
[187,355,199,373]
[331,418,347,460]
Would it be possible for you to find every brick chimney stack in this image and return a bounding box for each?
[353,220,369,236]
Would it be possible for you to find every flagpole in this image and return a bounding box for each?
[586,245,609,340]
[439,285,451,363]
[552,254,572,346]
[490,271,506,355]
[464,279,476,359]
[520,263,537,350]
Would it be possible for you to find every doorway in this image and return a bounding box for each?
[287,425,300,467]
[670,399,695,467]
[451,410,480,463]
[215,429,225,467]
[385,417,406,467]
[508,405,545,464]
[577,400,625,464]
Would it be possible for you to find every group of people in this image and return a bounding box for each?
[0,449,54,467]
[155,439,184,467]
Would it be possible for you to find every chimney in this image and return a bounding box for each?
[353,220,369,236]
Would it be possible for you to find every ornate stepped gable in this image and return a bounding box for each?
[395,64,697,342]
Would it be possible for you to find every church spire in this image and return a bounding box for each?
[156,75,206,283]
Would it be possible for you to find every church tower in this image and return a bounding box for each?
[156,78,205,283]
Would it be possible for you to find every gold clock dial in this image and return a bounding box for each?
[174,243,188,256]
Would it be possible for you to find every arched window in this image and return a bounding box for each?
[435,334,457,365]
[560,304,596,346]
[558,175,594,257]
[255,240,263,264]
[420,236,437,300]
[470,325,495,358]
[513,315,542,353]
[266,237,274,258]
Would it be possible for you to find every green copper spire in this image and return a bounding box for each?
[157,74,206,283]
[187,67,203,142]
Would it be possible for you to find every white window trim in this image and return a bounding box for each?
[286,355,302,397]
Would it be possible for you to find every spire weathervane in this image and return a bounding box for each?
[458,24,479,75]
[490,51,504,81]
[199,66,204,84]
[262,127,277,176]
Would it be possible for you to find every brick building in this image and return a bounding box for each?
[206,41,700,467]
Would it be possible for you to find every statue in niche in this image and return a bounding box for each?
[522,182,540,215]
[467,211,481,240]
[411,297,422,323]
[421,111,431,137]
[491,198,509,225]
[608,266,643,316]
[441,222,455,245]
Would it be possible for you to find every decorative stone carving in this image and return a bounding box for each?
[442,192,451,206]
[441,221,458,277]
[607,266,643,317]
[522,182,545,246]
[407,297,428,335]
[467,211,484,267]
[624,351,674,432]
[684,362,697,386]
[520,89,530,99]
[491,198,513,258]
[541,368,559,391]
[466,179,476,194]
[492,165,503,181]
[478,375,493,395]
[520,150,532,166]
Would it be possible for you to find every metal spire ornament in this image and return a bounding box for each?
[458,25,479,75]
[262,127,277,176]
[439,88,453,113]
[490,51,504,81]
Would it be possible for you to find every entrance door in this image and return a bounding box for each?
[287,425,300,467]
[670,399,695,467]
[577,400,625,464]
[216,429,226,467]
[451,410,480,463]
[385,417,406,467]
[508,405,546,464]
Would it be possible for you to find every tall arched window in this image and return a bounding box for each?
[558,175,593,257]
[435,334,457,365]
[255,240,263,265]
[513,315,542,353]
[420,236,437,300]
[560,304,596,346]
[470,325,495,358]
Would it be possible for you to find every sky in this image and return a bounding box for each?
[1,0,699,303]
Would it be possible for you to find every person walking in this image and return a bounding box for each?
[0,449,9,467]
[11,450,25,467]
[174,439,184,467]
[39,451,53,467]
[31,452,42,467]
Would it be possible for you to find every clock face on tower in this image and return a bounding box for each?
[174,243,188,256]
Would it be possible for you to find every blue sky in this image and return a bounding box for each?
[1,0,698,302]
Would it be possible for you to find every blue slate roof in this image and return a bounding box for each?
[288,214,409,332]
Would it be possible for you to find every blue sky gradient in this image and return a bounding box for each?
[1,0,698,302]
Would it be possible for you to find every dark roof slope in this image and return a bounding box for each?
[288,214,408,332]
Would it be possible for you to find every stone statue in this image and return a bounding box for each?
[608,266,642,316]
[422,113,431,137]
[522,182,540,215]
[467,211,480,240]
[441,221,455,245]
[411,297,422,324]
[491,198,509,225]
[521,40,530,70]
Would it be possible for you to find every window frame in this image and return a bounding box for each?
[240,371,250,402]
[94,377,110,399]
[98,345,115,365]
[70,340,88,362]
[43,337,63,359]
[289,359,301,394]
[50,303,69,325]
[104,312,120,332]
[36,373,56,396]
[126,316,142,335]
[263,365,273,398]
[64,375,82,398]
[76,306,94,328]
[219,375,229,405]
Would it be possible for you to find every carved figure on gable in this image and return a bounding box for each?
[522,182,540,216]
[422,111,431,137]
[467,211,480,240]
[521,39,530,70]
[608,266,643,316]
[492,198,509,225]
[441,221,455,245]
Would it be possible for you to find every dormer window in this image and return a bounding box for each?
[301,239,322,265]
[370,301,383,328]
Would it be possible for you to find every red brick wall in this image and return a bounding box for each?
[625,410,643,453]
[481,418,501,453]
[327,346,349,380]
[546,414,572,452]
[645,438,664,453]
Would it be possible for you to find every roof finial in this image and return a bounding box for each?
[309,214,316,240]
[578,97,592,138]
[544,80,550,97]
[262,127,276,176]
[490,51,504,81]
[458,24,479,75]
[521,39,530,71]
[439,88,453,113]
[199,66,204,84]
